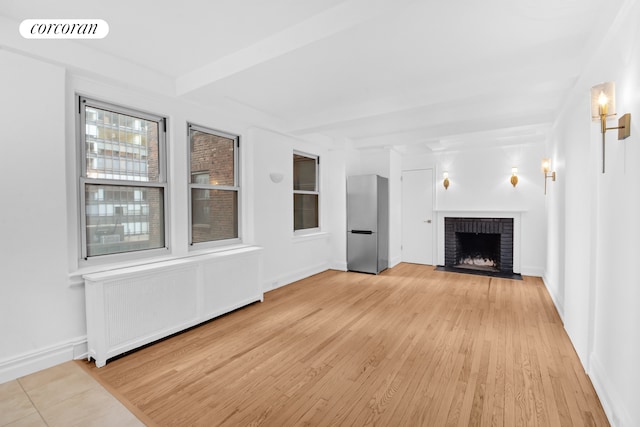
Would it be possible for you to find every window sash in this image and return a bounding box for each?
[293,153,318,192]
[293,151,319,232]
[293,193,319,231]
[188,123,240,246]
[190,188,239,244]
[78,96,168,260]
[83,182,166,257]
[80,97,167,183]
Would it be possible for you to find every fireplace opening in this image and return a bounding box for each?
[455,232,500,272]
[441,217,519,279]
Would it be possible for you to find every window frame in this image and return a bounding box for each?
[77,95,169,261]
[293,150,320,235]
[187,122,241,248]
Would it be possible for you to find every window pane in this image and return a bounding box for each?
[191,189,238,243]
[293,154,316,191]
[190,130,235,186]
[85,184,164,256]
[85,106,160,182]
[294,194,318,230]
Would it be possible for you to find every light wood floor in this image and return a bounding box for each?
[82,264,608,426]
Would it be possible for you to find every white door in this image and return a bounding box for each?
[402,169,434,265]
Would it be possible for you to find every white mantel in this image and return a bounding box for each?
[434,210,525,274]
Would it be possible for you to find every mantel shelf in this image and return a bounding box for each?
[433,209,528,213]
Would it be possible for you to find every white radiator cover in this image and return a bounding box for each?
[84,246,263,367]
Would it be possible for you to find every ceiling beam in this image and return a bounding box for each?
[285,46,580,136]
[175,0,417,96]
[349,112,555,149]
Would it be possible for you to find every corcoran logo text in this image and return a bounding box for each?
[20,19,109,39]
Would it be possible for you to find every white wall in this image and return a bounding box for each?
[326,148,348,271]
[542,130,566,318]
[403,144,548,276]
[249,128,332,290]
[547,1,640,425]
[0,50,88,380]
[388,150,402,267]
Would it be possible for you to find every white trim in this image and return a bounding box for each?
[589,353,631,427]
[293,227,322,237]
[541,274,564,322]
[330,261,348,271]
[432,209,528,213]
[292,231,328,243]
[263,262,329,291]
[0,336,87,384]
[520,266,544,277]
[388,255,402,269]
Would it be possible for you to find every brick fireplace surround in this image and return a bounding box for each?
[442,217,519,279]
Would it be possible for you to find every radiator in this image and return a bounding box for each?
[83,246,263,367]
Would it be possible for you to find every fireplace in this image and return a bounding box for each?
[444,217,514,275]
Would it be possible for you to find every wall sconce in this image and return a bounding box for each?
[542,158,556,195]
[591,82,631,173]
[510,167,518,188]
[443,171,450,190]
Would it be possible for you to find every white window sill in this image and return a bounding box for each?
[187,243,258,257]
[292,231,329,243]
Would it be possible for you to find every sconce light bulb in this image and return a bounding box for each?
[598,91,608,106]
[541,159,550,173]
[512,167,518,175]
[598,91,609,117]
[443,171,449,179]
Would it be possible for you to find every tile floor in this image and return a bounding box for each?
[0,362,143,427]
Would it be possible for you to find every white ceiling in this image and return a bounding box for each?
[0,0,623,151]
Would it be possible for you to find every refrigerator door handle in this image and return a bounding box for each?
[350,230,374,234]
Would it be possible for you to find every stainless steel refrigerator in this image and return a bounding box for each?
[347,175,389,274]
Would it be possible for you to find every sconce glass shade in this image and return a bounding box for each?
[443,172,449,190]
[269,172,284,183]
[542,158,556,194]
[510,167,518,187]
[541,158,551,173]
[591,82,616,121]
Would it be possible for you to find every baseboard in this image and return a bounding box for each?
[264,262,330,291]
[520,266,544,277]
[589,353,633,427]
[330,261,348,271]
[0,336,87,384]
[541,273,564,322]
[388,255,402,269]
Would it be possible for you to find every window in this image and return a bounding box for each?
[79,96,167,258]
[188,124,239,245]
[293,152,319,232]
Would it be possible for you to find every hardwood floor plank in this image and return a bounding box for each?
[503,281,517,427]
[82,264,609,426]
